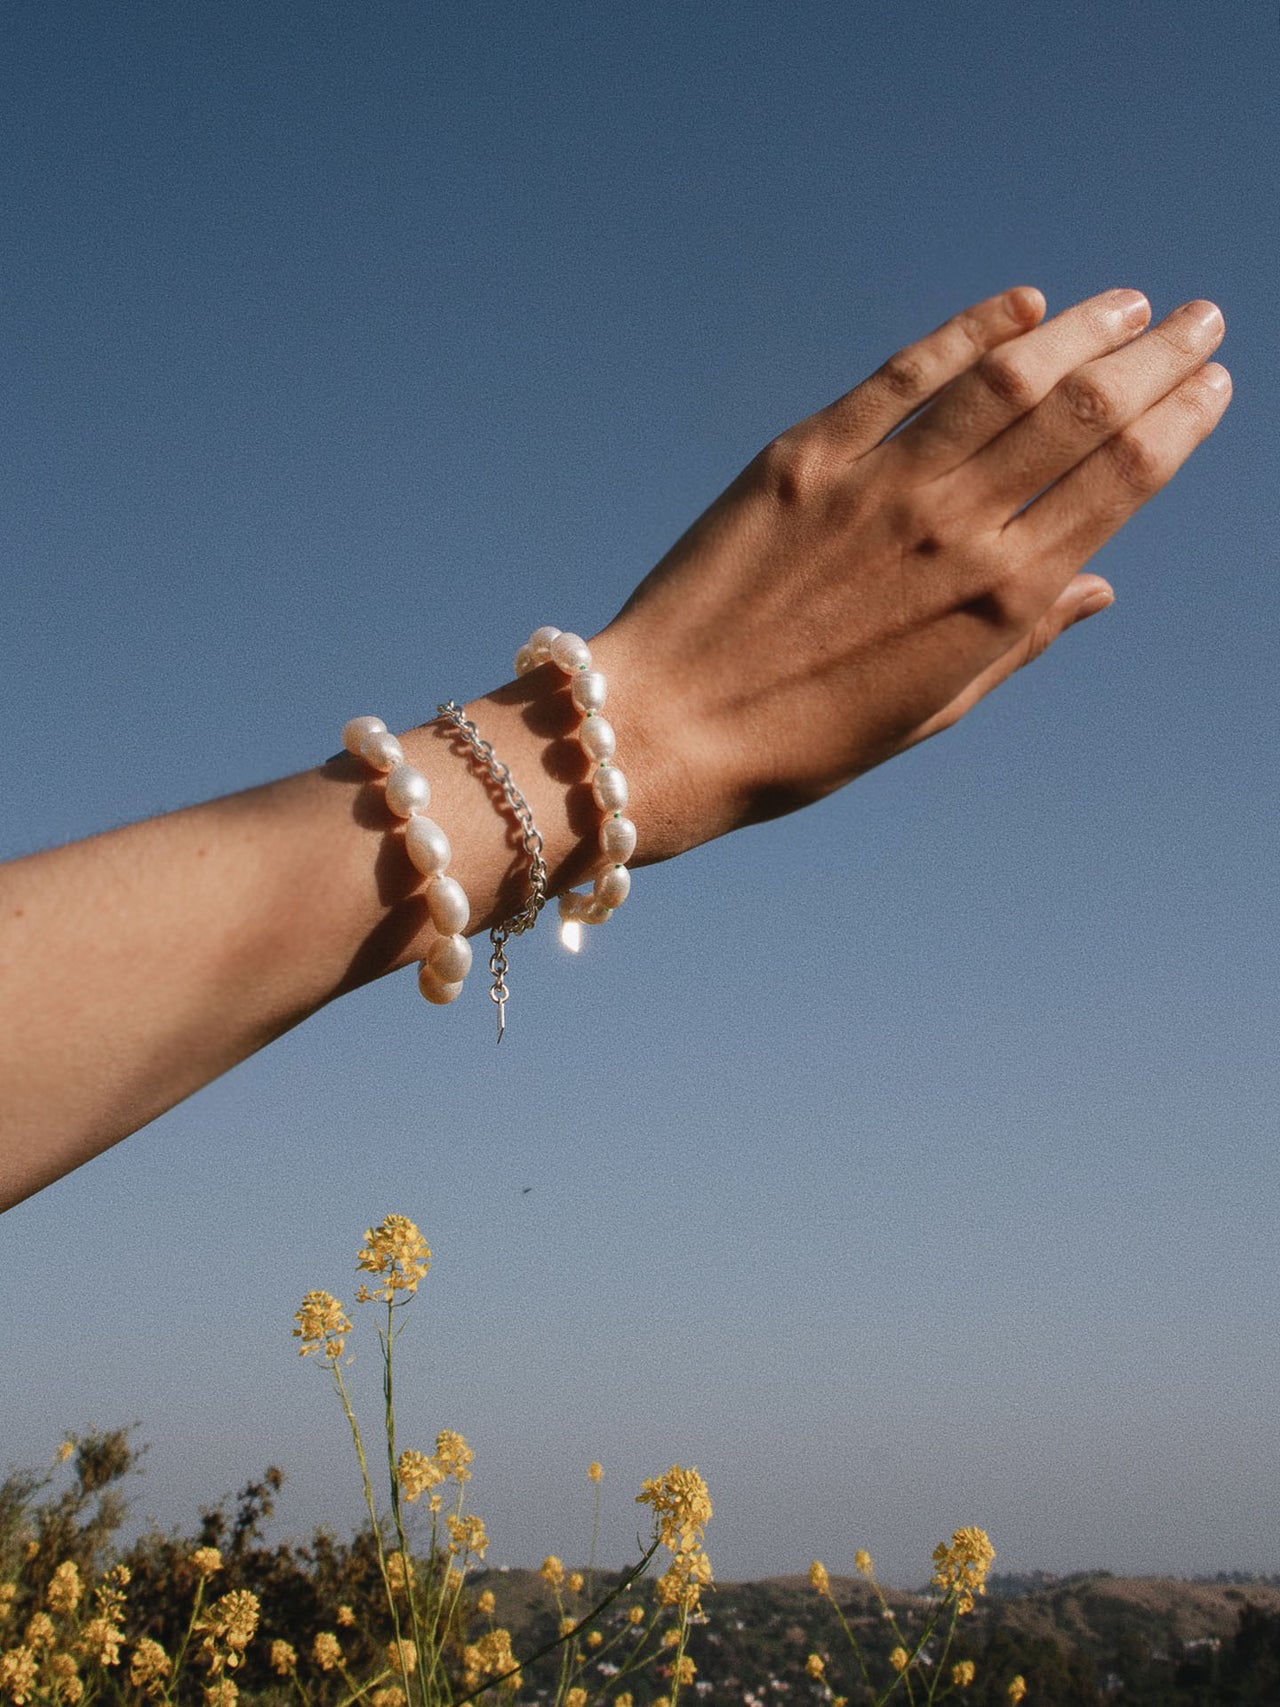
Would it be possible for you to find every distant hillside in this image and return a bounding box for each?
[474,1566,1280,1705]
[985,1570,1280,1655]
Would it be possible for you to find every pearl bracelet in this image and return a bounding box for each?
[513,626,637,948]
[340,716,474,1006]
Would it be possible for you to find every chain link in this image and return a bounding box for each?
[437,702,548,1041]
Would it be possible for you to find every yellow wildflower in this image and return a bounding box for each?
[809,1561,830,1597]
[434,1430,473,1483]
[1008,1679,1027,1705]
[654,1697,671,1707]
[661,1630,680,1650]
[371,1691,406,1707]
[566,1690,587,1707]
[311,1633,341,1673]
[397,1450,444,1502]
[78,1619,123,1668]
[931,1528,996,1616]
[22,1617,53,1652]
[355,1215,431,1301]
[92,1566,129,1632]
[832,1698,847,1707]
[586,1631,603,1650]
[654,1546,714,1614]
[336,1604,356,1628]
[616,1695,634,1707]
[462,1629,521,1692]
[0,1647,37,1704]
[477,1589,496,1616]
[386,1640,417,1677]
[588,1462,604,1482]
[196,1591,259,1674]
[674,1656,696,1686]
[46,1565,83,1617]
[566,1570,584,1595]
[292,1291,351,1359]
[854,1549,873,1576]
[445,1565,465,1593]
[951,1659,976,1688]
[270,1642,297,1676]
[48,1653,81,1703]
[386,1551,415,1593]
[636,1466,712,1552]
[889,1648,909,1674]
[55,1442,75,1464]
[0,1585,15,1620]
[558,1616,575,1638]
[627,1606,645,1627]
[191,1547,223,1579]
[203,1682,238,1707]
[540,1556,565,1591]
[130,1639,172,1696]
[447,1515,489,1561]
[805,1654,825,1679]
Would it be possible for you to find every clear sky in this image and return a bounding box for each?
[2,0,1278,1589]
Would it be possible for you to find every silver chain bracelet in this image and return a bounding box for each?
[436,701,548,1042]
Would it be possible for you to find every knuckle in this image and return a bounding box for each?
[1057,369,1126,431]
[877,345,933,402]
[1018,615,1057,667]
[754,429,833,508]
[1106,427,1164,496]
[973,351,1038,413]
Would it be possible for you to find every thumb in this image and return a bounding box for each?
[1066,575,1116,625]
[906,573,1117,747]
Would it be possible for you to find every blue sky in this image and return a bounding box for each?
[2,0,1278,1587]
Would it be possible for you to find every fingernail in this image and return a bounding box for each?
[1109,289,1150,329]
[1200,363,1232,394]
[1184,299,1224,335]
[1006,286,1045,326]
[1075,590,1115,622]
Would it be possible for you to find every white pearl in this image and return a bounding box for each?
[360,729,405,772]
[418,964,464,1006]
[426,873,470,935]
[592,765,629,812]
[514,644,536,676]
[427,933,473,982]
[594,863,631,909]
[599,815,637,860]
[571,670,608,714]
[558,890,585,921]
[343,715,386,756]
[528,625,562,664]
[580,899,614,925]
[404,815,452,876]
[384,762,431,818]
[578,715,616,762]
[550,631,592,674]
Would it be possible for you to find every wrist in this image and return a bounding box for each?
[338,628,664,991]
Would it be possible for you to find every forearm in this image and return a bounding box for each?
[2,285,1230,1212]
[0,664,636,1212]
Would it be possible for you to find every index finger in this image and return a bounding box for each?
[810,286,1047,457]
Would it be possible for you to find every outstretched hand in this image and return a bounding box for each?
[596,286,1229,861]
